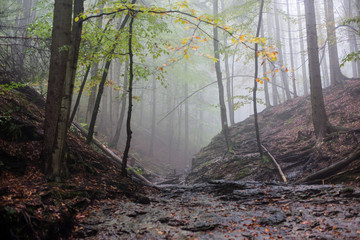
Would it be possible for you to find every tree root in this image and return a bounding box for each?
[295,148,360,184]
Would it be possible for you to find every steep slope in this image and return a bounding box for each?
[187,81,360,184]
[0,85,151,239]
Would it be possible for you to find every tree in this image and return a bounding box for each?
[253,0,265,156]
[273,0,291,101]
[213,0,230,150]
[86,4,135,144]
[109,60,128,148]
[149,74,157,156]
[324,0,347,86]
[304,0,330,141]
[286,0,297,97]
[42,0,84,181]
[121,12,135,176]
[296,0,308,96]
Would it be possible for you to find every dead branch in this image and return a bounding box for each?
[261,144,287,183]
[72,122,154,186]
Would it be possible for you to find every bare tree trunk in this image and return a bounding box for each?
[296,0,309,96]
[324,0,346,86]
[253,0,265,156]
[149,74,156,156]
[122,14,135,176]
[274,0,292,101]
[167,91,174,166]
[261,20,270,108]
[345,0,359,77]
[43,0,84,181]
[213,0,230,150]
[109,60,128,148]
[69,16,116,126]
[86,4,135,143]
[304,0,330,141]
[184,81,189,165]
[220,0,234,126]
[286,0,297,97]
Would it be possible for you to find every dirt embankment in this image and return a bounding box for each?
[187,81,360,185]
[0,86,152,239]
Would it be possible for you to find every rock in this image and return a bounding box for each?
[259,210,286,226]
[181,222,220,232]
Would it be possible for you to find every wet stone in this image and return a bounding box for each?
[76,181,360,239]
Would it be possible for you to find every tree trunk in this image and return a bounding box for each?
[109,60,128,148]
[43,0,83,181]
[266,11,279,105]
[213,0,230,149]
[304,0,330,141]
[121,14,135,176]
[286,0,297,97]
[184,79,189,166]
[86,65,98,123]
[261,20,270,108]
[274,0,292,100]
[345,0,360,77]
[324,0,346,86]
[149,74,156,156]
[69,16,115,126]
[253,0,265,156]
[86,5,135,143]
[296,0,309,96]
[314,1,331,88]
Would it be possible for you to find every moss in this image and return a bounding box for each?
[234,168,251,180]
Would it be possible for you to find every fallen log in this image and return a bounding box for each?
[261,144,287,184]
[296,148,360,184]
[72,122,154,186]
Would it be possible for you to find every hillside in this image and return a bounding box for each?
[187,80,360,185]
[0,86,152,239]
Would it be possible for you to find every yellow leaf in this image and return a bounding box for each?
[75,17,80,22]
[260,80,264,84]
[240,35,245,42]
[182,38,187,45]
[185,54,189,59]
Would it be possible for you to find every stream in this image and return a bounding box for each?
[75,180,360,239]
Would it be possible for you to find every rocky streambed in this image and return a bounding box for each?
[74,181,360,239]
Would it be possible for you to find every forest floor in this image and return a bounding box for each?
[1,80,360,239]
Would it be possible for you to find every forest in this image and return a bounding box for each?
[1,0,360,239]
